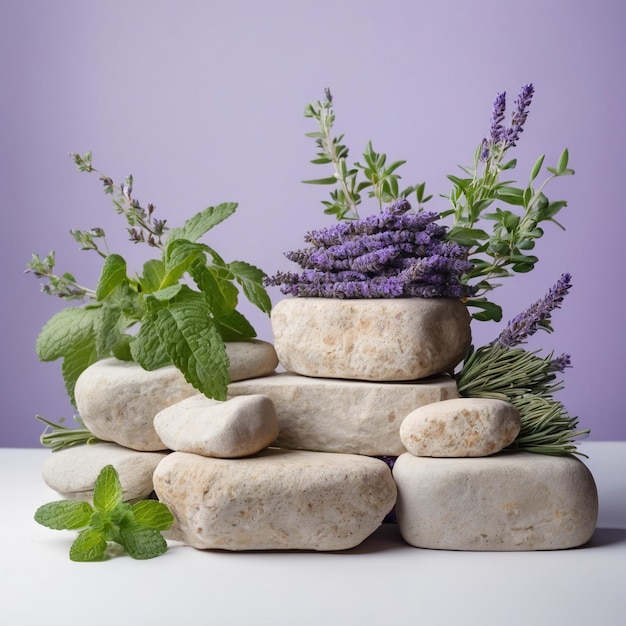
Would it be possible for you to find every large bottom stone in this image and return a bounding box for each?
[393,451,598,550]
[153,448,397,551]
[228,372,459,455]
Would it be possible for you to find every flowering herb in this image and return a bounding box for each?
[442,84,574,322]
[27,152,272,448]
[34,464,174,561]
[266,199,475,299]
[302,88,431,220]
[456,274,589,456]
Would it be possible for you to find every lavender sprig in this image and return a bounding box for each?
[495,273,572,347]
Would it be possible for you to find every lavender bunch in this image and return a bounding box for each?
[266,199,476,299]
[442,83,575,323]
[456,274,589,456]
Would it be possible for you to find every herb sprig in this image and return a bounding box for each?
[27,152,272,409]
[35,464,174,561]
[303,88,431,220]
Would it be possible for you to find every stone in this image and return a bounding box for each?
[41,442,168,502]
[393,451,598,550]
[75,342,279,452]
[75,358,199,451]
[400,397,521,457]
[228,372,459,455]
[153,394,279,458]
[153,448,397,551]
[271,297,471,381]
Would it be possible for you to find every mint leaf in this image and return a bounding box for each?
[227,260,272,314]
[93,465,123,513]
[161,239,206,288]
[139,286,230,400]
[69,529,107,562]
[129,315,172,370]
[191,261,239,315]
[61,330,98,404]
[118,522,168,559]
[96,253,127,301]
[214,308,257,341]
[34,500,94,530]
[36,307,97,362]
[138,259,166,293]
[165,202,238,244]
[131,500,174,531]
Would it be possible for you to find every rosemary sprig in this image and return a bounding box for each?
[36,414,101,452]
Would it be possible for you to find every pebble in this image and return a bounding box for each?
[153,448,397,551]
[393,451,598,550]
[153,394,279,458]
[41,442,168,501]
[75,341,279,452]
[228,372,459,455]
[271,297,471,381]
[400,397,521,457]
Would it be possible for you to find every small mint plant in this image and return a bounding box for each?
[34,465,174,561]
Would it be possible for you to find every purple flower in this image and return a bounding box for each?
[495,272,572,347]
[551,353,572,372]
[503,83,534,148]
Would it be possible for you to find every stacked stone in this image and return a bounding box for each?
[394,398,598,550]
[41,296,598,552]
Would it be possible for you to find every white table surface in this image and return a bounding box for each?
[1,442,624,626]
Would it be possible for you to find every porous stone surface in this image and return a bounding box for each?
[75,358,199,451]
[75,342,279,452]
[153,394,279,458]
[400,397,521,457]
[225,339,279,381]
[41,442,167,501]
[271,297,471,381]
[228,372,459,455]
[393,451,598,550]
[153,448,397,551]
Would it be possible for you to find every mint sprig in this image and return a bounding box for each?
[28,152,272,409]
[34,464,174,561]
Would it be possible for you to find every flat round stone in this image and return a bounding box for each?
[393,451,598,550]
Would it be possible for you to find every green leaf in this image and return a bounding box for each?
[495,186,525,206]
[96,254,127,301]
[36,307,98,362]
[34,500,94,530]
[131,500,174,531]
[129,313,171,370]
[139,259,166,293]
[500,158,517,171]
[137,287,230,400]
[118,522,168,560]
[69,529,107,562]
[556,148,569,174]
[190,261,239,315]
[301,177,338,185]
[465,299,503,322]
[227,260,272,315]
[93,302,125,357]
[529,154,545,182]
[61,331,98,405]
[165,202,238,244]
[446,226,490,247]
[214,308,257,341]
[161,239,206,288]
[93,465,123,514]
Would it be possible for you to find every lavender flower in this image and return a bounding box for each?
[266,200,476,300]
[503,83,534,148]
[551,353,572,373]
[479,84,534,161]
[495,273,572,347]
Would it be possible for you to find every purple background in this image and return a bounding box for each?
[2,0,624,447]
